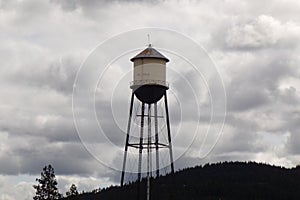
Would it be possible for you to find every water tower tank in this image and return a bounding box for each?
[130,45,169,104]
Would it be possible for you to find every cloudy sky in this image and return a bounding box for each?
[1,0,300,199]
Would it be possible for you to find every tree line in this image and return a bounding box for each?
[33,164,99,200]
[33,161,300,200]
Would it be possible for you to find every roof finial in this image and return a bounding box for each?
[147,34,151,47]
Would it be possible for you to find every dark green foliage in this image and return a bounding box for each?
[33,164,62,200]
[62,161,300,200]
[66,184,79,197]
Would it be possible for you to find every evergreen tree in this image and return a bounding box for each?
[33,164,62,200]
[66,184,79,197]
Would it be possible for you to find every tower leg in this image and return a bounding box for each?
[154,103,159,177]
[137,102,145,200]
[146,104,151,200]
[121,93,134,186]
[164,92,174,173]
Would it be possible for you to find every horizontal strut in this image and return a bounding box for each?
[128,142,169,149]
[136,114,163,118]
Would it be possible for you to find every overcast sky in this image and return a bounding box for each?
[1,0,300,199]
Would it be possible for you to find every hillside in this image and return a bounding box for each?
[63,161,300,200]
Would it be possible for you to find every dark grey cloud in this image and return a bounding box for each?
[0,99,77,143]
[50,0,160,12]
[226,49,296,111]
[3,55,79,95]
[0,132,106,176]
[283,108,300,154]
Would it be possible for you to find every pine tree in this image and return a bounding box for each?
[33,164,62,200]
[66,184,79,197]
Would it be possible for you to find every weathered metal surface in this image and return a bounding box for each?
[131,46,169,62]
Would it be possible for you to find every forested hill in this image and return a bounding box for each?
[64,161,300,200]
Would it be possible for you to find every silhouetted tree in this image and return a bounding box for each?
[33,164,62,200]
[66,184,79,197]
[91,187,101,194]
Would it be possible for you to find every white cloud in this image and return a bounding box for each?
[57,175,114,194]
[225,14,300,49]
[226,15,282,49]
[0,175,35,200]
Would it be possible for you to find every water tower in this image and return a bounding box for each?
[121,44,175,194]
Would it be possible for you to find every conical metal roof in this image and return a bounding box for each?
[130,45,169,62]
